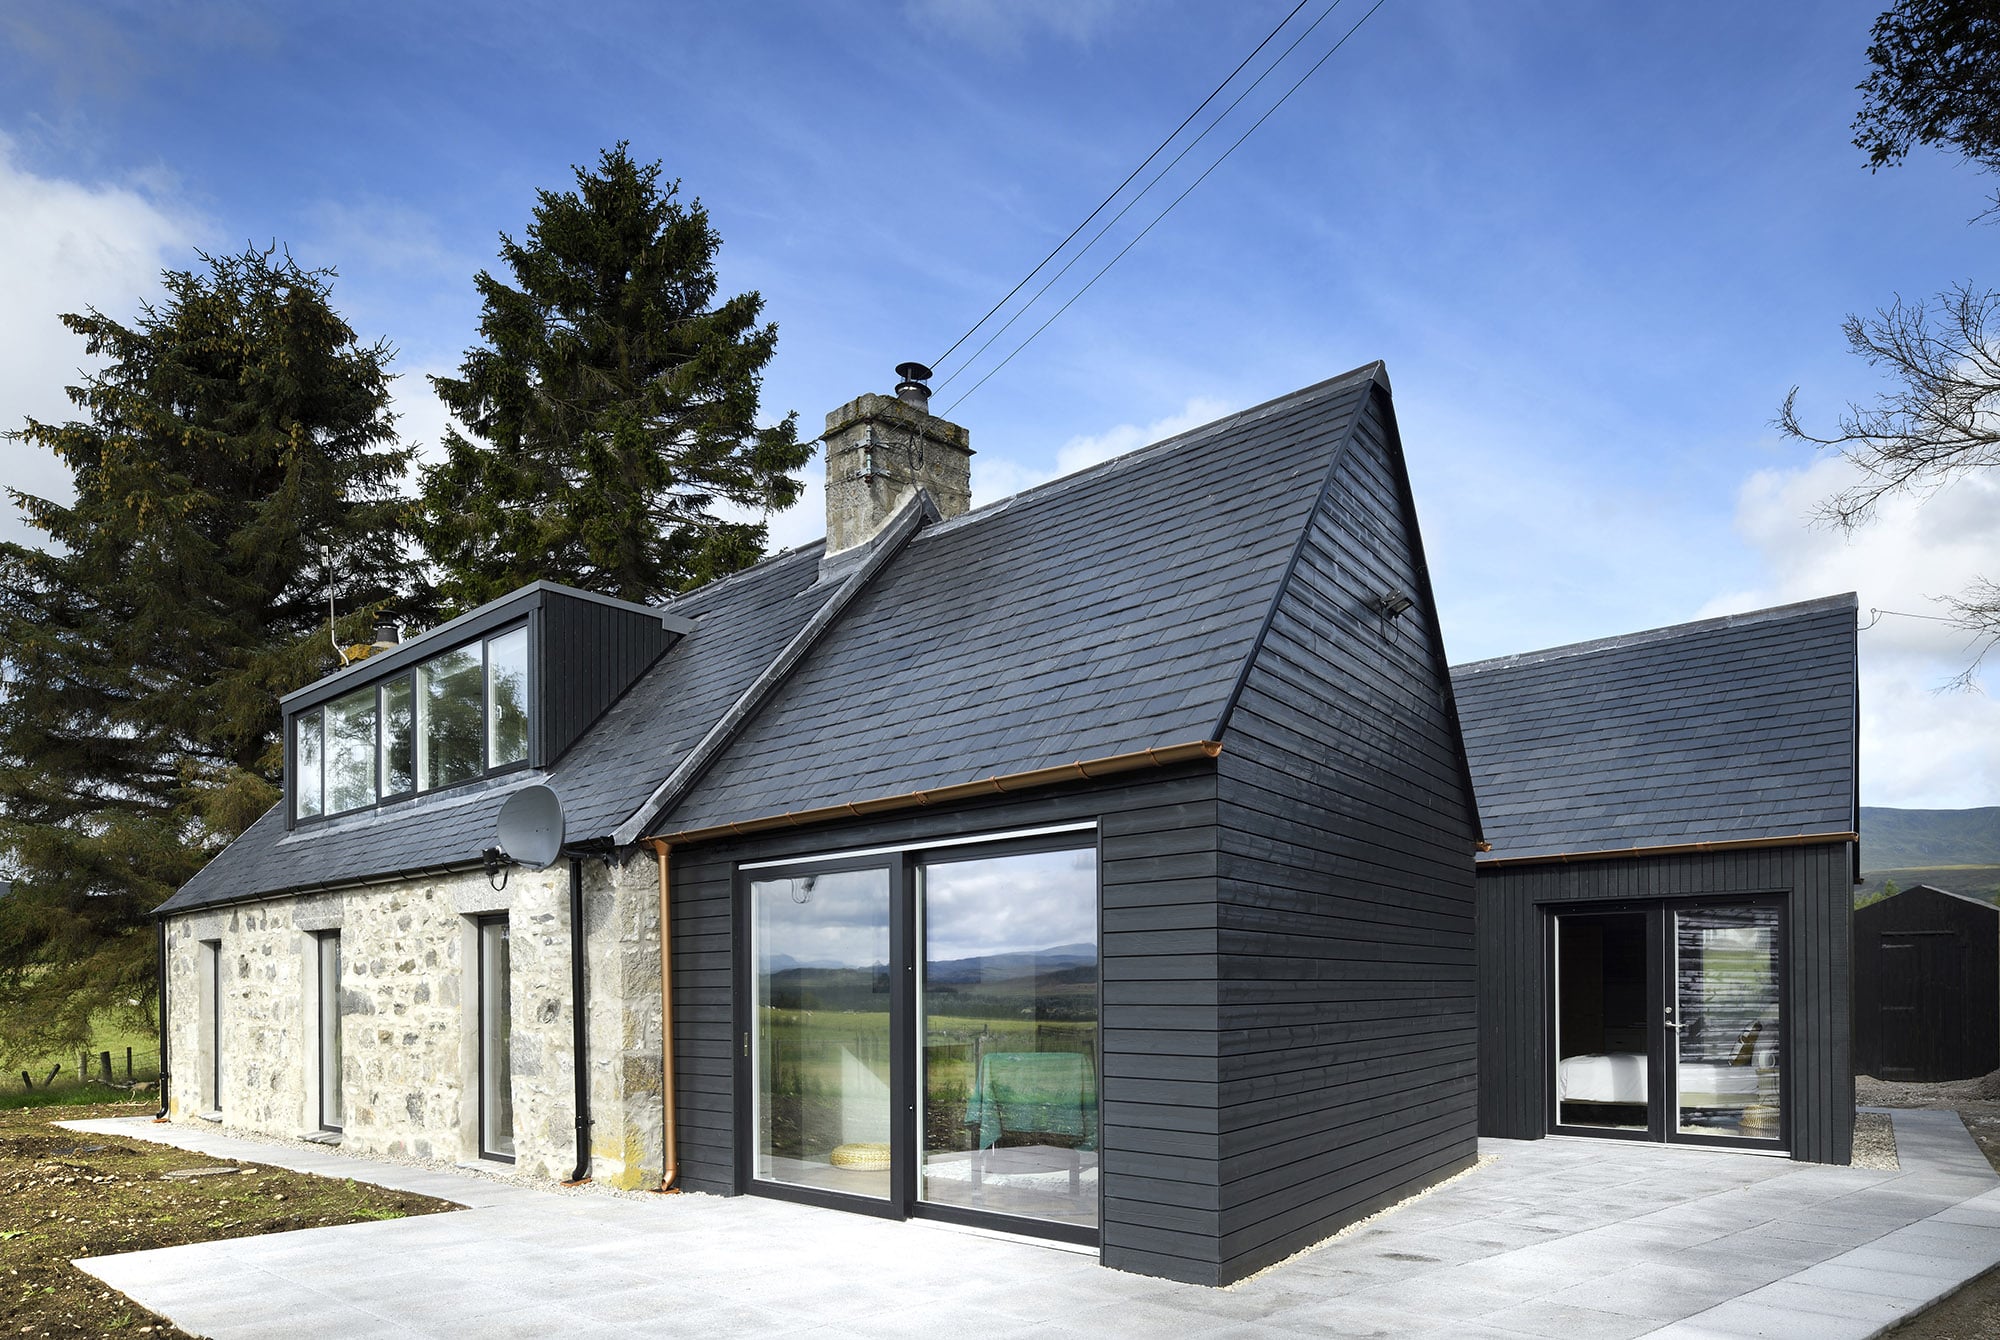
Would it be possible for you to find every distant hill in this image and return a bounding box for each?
[1862,807,2000,872]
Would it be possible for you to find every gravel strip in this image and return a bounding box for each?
[1852,1110,1899,1170]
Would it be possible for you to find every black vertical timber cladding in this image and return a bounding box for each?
[1211,387,1481,1284]
[1475,842,1855,1164]
[662,764,1228,1285]
[536,591,680,767]
[1855,887,2000,1082]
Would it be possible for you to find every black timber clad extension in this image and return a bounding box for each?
[1212,385,1479,1282]
[1855,885,2000,1083]
[662,769,1220,1250]
[1476,844,1855,1164]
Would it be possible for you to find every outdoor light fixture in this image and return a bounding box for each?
[1372,590,1416,619]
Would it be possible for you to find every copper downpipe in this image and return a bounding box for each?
[649,838,679,1193]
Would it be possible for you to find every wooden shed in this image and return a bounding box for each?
[1855,885,2000,1083]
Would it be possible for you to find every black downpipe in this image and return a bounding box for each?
[567,857,591,1183]
[153,918,170,1121]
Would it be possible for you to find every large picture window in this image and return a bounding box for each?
[291,624,532,822]
[745,832,1099,1242]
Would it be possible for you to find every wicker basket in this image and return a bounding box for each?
[828,1142,892,1171]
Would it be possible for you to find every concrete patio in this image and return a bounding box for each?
[66,1111,2000,1339]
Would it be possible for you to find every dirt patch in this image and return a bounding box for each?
[0,1101,457,1340]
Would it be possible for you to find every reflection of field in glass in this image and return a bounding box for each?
[756,1007,1096,1159]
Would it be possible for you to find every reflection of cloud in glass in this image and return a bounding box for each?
[753,870,890,970]
[925,847,1096,963]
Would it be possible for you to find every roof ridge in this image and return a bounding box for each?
[922,361,1387,540]
[661,538,826,611]
[1452,592,1859,677]
[612,493,934,846]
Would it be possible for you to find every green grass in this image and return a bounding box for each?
[0,1081,148,1112]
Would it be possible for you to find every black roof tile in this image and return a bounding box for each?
[1452,595,1858,862]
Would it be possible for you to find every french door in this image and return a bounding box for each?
[1548,898,1786,1150]
[740,835,1101,1243]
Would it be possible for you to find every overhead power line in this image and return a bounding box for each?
[942,0,1391,416]
[933,0,1355,398]
[929,0,1313,374]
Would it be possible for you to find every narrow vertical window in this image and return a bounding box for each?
[200,940,222,1113]
[477,917,514,1161]
[324,686,378,813]
[418,646,484,790]
[380,674,415,798]
[486,626,529,768]
[295,710,324,819]
[317,932,344,1132]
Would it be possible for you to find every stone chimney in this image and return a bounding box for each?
[822,362,972,558]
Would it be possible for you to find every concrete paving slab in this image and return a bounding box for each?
[60,1112,2000,1339]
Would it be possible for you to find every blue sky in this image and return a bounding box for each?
[2,1,1996,808]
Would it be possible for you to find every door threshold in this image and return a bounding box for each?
[1545,1133,1791,1159]
[907,1213,1098,1256]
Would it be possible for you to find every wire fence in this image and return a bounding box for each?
[13,1045,162,1096]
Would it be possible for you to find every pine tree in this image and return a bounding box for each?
[0,246,412,1064]
[416,144,809,608]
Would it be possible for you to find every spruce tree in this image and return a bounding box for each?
[416,144,809,608]
[0,246,411,1063]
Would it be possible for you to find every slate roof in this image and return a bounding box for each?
[158,361,1409,913]
[158,544,832,913]
[1451,594,1858,862]
[655,366,1379,833]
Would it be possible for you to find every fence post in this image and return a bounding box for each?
[126,1047,133,1080]
[99,1051,112,1084]
[19,1070,29,1091]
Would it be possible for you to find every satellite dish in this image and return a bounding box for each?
[495,784,566,871]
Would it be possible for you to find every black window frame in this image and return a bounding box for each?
[476,913,516,1164]
[288,620,534,826]
[732,828,1103,1248]
[315,930,344,1134]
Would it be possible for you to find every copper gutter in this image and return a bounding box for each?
[647,838,679,1194]
[1476,830,1860,870]
[644,740,1225,846]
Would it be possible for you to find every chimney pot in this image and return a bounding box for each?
[372,620,401,649]
[893,361,934,412]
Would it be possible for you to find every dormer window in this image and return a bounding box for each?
[281,581,691,829]
[292,624,533,822]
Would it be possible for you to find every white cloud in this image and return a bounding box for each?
[1709,454,2000,808]
[0,135,200,549]
[972,395,1233,501]
[902,0,1125,53]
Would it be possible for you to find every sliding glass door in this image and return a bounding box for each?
[918,847,1098,1230]
[745,836,1099,1240]
[1550,898,1785,1150]
[749,867,896,1199]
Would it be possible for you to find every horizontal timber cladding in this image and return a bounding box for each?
[662,763,1226,1271]
[1475,841,1856,1165]
[1208,384,1482,1285]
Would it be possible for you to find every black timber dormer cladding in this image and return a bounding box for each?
[281,582,691,828]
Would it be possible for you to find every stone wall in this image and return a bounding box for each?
[164,850,665,1189]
